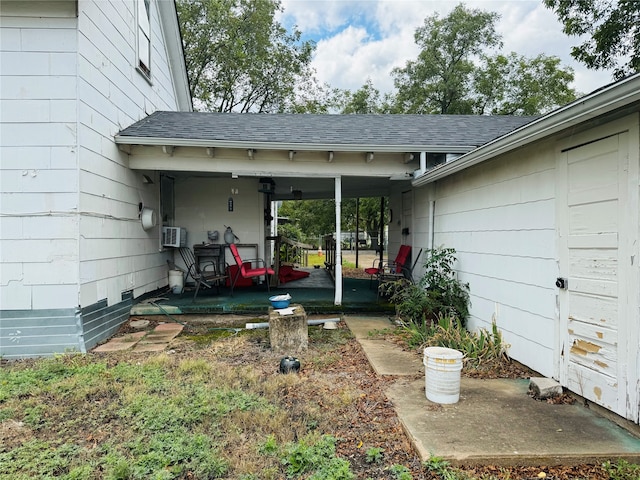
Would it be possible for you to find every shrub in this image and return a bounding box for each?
[382,247,470,328]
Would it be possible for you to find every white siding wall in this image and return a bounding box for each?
[0,1,80,310]
[1,0,185,313]
[425,142,558,376]
[76,0,181,307]
[174,177,266,270]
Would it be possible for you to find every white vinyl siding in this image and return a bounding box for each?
[423,142,558,377]
[0,3,80,310]
[76,0,180,308]
[1,0,183,313]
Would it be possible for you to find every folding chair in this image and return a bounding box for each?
[228,243,275,295]
[178,247,227,301]
[365,245,413,288]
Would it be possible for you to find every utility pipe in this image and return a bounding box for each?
[245,318,341,330]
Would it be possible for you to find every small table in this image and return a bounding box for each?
[193,244,225,276]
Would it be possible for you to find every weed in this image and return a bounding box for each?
[259,434,280,455]
[602,459,640,479]
[389,463,412,480]
[418,315,509,367]
[0,439,83,478]
[283,434,353,478]
[365,446,384,464]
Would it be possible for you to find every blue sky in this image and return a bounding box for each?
[279,0,615,97]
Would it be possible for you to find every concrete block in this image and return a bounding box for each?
[269,304,307,353]
[529,377,563,399]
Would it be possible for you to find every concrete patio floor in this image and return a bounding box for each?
[344,315,640,467]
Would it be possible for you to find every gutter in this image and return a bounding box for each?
[412,73,640,187]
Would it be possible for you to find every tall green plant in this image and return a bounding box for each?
[418,247,470,324]
[382,247,470,328]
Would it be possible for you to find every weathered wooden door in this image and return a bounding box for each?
[558,131,638,421]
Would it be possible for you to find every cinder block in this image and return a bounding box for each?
[529,377,563,399]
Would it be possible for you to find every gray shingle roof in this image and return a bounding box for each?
[116,111,538,150]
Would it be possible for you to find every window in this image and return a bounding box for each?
[137,0,151,78]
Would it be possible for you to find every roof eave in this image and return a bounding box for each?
[113,135,477,153]
[412,73,640,187]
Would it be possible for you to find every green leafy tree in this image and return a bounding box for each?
[278,200,336,242]
[337,79,384,114]
[392,4,501,114]
[474,53,576,114]
[544,0,640,80]
[278,198,386,245]
[392,3,576,115]
[177,0,316,112]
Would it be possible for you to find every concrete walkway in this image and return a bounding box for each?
[92,322,183,353]
[344,315,640,466]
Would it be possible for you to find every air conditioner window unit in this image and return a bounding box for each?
[162,227,187,247]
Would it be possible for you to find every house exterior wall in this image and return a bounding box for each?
[415,112,640,422]
[419,140,559,377]
[1,0,185,358]
[76,0,181,312]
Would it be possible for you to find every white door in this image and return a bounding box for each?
[558,132,637,420]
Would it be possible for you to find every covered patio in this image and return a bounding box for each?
[131,268,390,316]
[115,111,537,308]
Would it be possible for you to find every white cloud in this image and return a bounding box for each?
[281,0,616,96]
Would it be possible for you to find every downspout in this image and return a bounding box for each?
[428,200,435,250]
[334,176,343,305]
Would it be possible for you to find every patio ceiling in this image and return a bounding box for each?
[165,171,404,200]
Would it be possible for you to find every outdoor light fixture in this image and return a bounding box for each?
[288,150,296,161]
[366,152,374,163]
[247,148,255,159]
[258,177,275,194]
[327,151,334,162]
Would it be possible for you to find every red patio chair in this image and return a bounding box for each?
[365,245,413,288]
[228,243,275,295]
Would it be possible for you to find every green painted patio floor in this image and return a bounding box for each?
[132,277,394,316]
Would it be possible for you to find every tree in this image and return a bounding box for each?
[277,197,387,245]
[391,3,576,115]
[473,53,576,115]
[392,4,501,114]
[544,0,640,80]
[336,79,384,114]
[177,0,316,112]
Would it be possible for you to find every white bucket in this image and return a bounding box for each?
[423,347,464,404]
[168,270,184,294]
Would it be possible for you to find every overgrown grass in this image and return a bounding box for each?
[0,329,362,479]
[401,314,509,368]
[1,327,636,479]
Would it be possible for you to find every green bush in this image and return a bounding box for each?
[382,247,470,328]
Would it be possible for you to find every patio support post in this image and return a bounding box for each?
[334,176,343,305]
[379,197,384,265]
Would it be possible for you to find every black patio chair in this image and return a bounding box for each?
[178,247,227,301]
